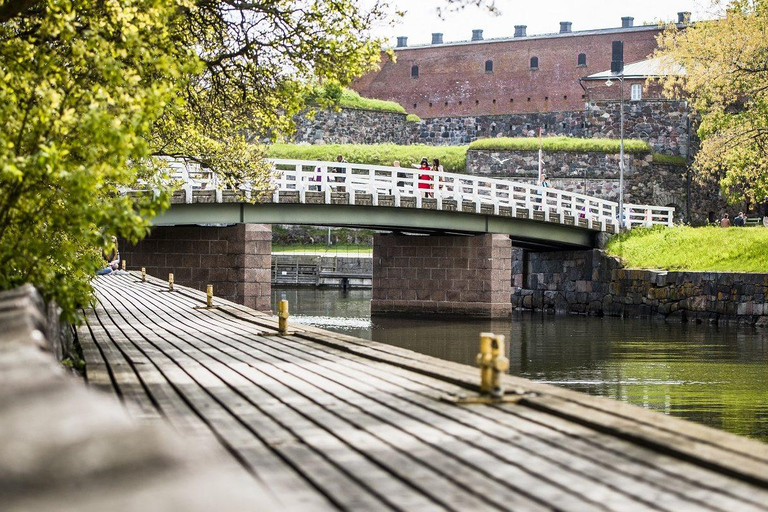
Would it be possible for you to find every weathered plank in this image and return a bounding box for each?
[0,285,281,512]
[80,273,768,512]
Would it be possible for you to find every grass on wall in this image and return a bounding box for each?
[266,143,468,174]
[406,114,422,123]
[337,89,407,113]
[606,226,768,272]
[469,136,653,154]
[652,153,688,166]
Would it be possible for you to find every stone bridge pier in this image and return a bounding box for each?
[120,224,272,312]
[372,233,513,318]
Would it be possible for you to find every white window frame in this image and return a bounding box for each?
[630,83,642,101]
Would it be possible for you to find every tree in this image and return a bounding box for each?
[655,0,768,206]
[0,0,387,321]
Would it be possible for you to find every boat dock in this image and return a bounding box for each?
[52,274,768,510]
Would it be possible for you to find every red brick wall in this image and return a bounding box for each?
[372,233,513,317]
[120,224,272,312]
[353,27,663,118]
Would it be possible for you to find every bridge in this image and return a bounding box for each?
[123,159,675,317]
[152,158,675,250]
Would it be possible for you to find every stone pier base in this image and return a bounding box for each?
[120,224,271,312]
[372,233,512,317]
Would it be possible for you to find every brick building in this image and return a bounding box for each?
[352,13,691,118]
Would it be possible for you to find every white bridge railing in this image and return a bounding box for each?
[168,158,675,232]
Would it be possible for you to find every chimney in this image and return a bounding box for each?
[621,16,634,28]
[514,25,527,38]
[472,29,484,41]
[396,36,408,48]
[677,11,691,24]
[431,32,443,45]
[559,21,572,33]
[611,40,624,74]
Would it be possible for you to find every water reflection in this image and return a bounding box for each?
[272,287,768,442]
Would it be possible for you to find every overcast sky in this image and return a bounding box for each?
[366,0,720,47]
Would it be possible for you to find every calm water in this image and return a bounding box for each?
[272,287,768,442]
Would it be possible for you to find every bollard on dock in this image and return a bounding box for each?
[207,285,214,308]
[168,273,174,292]
[278,300,289,334]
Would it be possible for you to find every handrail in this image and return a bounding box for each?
[153,158,675,231]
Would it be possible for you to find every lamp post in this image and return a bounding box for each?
[605,75,625,226]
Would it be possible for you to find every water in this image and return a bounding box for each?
[272,287,768,442]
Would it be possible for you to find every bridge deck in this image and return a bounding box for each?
[80,273,768,511]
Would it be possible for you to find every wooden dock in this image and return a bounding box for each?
[78,273,768,511]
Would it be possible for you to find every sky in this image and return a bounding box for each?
[366,0,720,47]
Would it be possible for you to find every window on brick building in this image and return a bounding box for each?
[530,57,538,70]
[631,84,642,101]
[485,60,493,73]
[411,65,419,78]
[577,53,587,66]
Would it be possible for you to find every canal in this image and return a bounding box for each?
[273,287,768,443]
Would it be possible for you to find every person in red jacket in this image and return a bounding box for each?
[417,157,433,197]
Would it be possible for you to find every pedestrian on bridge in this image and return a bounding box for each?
[432,158,444,193]
[417,157,433,198]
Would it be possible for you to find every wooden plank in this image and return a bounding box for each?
[160,275,768,484]
[94,283,398,512]
[163,309,737,512]
[92,287,341,512]
[104,281,490,512]
[90,273,768,511]
[112,278,673,512]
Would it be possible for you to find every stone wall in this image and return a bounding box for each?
[511,248,768,325]
[120,224,272,311]
[290,108,412,145]
[416,100,693,156]
[289,101,693,158]
[467,149,726,225]
[372,233,512,317]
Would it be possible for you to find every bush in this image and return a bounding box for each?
[406,114,422,123]
[469,136,652,154]
[266,143,468,174]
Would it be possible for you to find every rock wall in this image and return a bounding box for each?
[290,101,694,158]
[415,100,694,156]
[290,108,413,145]
[511,248,768,325]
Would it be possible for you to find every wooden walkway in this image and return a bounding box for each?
[79,273,768,511]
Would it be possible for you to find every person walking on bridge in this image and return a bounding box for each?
[417,157,433,198]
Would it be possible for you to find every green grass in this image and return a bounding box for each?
[606,226,768,272]
[337,88,407,113]
[273,244,372,254]
[652,153,688,166]
[469,136,652,154]
[406,113,422,123]
[266,143,468,174]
